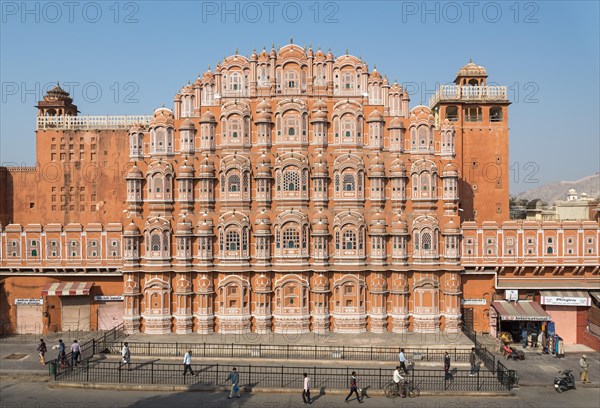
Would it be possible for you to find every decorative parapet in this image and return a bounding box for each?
[36,115,152,130]
[429,85,508,106]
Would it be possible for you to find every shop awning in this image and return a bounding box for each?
[491,300,551,321]
[540,290,591,306]
[42,282,93,296]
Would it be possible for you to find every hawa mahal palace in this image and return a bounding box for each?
[1,42,598,348]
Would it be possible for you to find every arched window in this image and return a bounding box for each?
[283,228,300,249]
[422,232,432,250]
[285,70,298,89]
[343,174,355,191]
[490,106,503,122]
[343,230,357,250]
[230,72,242,91]
[226,231,240,251]
[228,118,241,140]
[228,174,240,192]
[445,106,458,121]
[283,170,299,191]
[151,234,161,251]
[342,116,355,139]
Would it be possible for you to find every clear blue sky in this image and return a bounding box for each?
[1,0,598,194]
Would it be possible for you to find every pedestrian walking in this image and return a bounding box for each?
[398,348,409,374]
[469,347,477,376]
[226,367,241,399]
[302,372,311,404]
[580,355,590,384]
[521,327,528,348]
[444,352,451,380]
[182,350,195,376]
[70,340,81,366]
[121,342,131,369]
[345,371,362,403]
[55,339,66,367]
[37,339,47,365]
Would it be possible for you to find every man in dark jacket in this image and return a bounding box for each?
[345,371,362,403]
[444,352,451,380]
[469,348,477,376]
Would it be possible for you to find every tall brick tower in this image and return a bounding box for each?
[430,60,511,223]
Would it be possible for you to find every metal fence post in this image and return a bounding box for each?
[176,342,178,356]
[231,343,234,358]
[118,363,122,383]
[477,366,480,391]
[151,361,154,385]
[370,346,373,361]
[342,345,345,360]
[314,344,317,360]
[281,365,284,388]
[86,359,90,382]
[148,341,150,356]
[249,364,251,388]
[287,344,290,360]
[379,367,381,389]
[92,339,96,356]
[203,342,206,357]
[216,363,219,385]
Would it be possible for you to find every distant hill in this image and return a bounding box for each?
[514,173,600,204]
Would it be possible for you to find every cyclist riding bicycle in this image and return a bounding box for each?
[393,366,407,397]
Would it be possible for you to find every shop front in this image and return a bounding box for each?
[490,300,551,345]
[540,290,591,345]
[42,282,93,332]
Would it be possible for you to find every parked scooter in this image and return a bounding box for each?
[554,369,576,393]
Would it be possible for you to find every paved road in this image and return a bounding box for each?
[1,379,599,408]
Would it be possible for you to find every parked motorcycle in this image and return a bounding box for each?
[554,369,576,393]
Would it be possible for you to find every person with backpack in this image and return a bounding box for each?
[345,371,362,403]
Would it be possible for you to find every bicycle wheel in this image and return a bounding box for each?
[384,383,398,398]
[408,386,420,398]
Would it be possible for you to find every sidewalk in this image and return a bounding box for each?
[124,330,474,348]
[2,332,599,389]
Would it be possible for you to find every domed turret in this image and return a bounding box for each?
[124,221,141,235]
[178,160,195,177]
[126,164,144,179]
[150,108,175,127]
[454,59,488,86]
[256,153,272,176]
[255,274,272,293]
[196,213,214,234]
[389,116,405,129]
[199,110,216,123]
[367,109,384,123]
[312,153,329,175]
[369,155,385,175]
[179,118,195,130]
[390,157,406,175]
[196,275,214,294]
[175,215,193,235]
[370,212,387,233]
[311,273,329,292]
[254,211,271,234]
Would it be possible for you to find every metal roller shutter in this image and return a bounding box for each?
[61,297,90,331]
[16,304,43,334]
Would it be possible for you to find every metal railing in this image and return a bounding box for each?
[55,361,511,392]
[101,341,474,363]
[55,323,126,369]
[462,325,517,389]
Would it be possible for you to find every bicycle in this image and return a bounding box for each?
[384,379,420,398]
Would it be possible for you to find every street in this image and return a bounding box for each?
[0,379,598,408]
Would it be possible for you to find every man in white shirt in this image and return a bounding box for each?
[398,349,409,374]
[302,372,311,404]
[183,350,195,376]
[393,366,407,397]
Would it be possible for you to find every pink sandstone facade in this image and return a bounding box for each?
[0,44,598,346]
